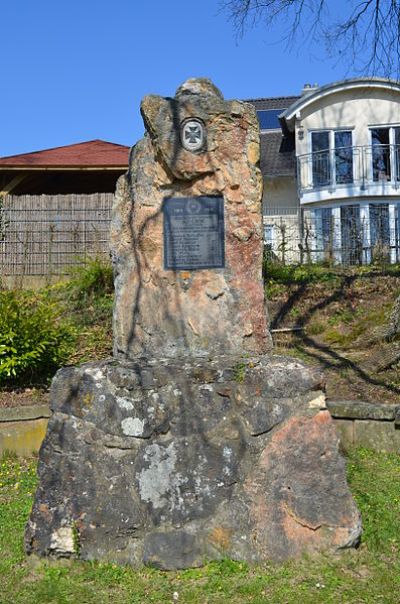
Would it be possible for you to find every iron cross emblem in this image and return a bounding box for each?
[181,119,205,152]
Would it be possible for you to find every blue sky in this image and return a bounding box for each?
[2,0,356,156]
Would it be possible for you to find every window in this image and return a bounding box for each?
[371,128,391,181]
[395,128,400,182]
[341,205,362,265]
[314,208,334,260]
[370,203,390,261]
[396,204,400,262]
[263,224,275,261]
[334,131,353,184]
[370,126,400,182]
[264,224,274,247]
[257,109,284,130]
[311,130,353,187]
[311,131,330,186]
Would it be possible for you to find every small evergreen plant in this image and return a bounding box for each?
[0,290,75,386]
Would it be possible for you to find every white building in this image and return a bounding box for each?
[248,78,400,264]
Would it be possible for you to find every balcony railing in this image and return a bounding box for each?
[297,144,400,197]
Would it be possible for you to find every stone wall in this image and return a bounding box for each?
[328,400,400,453]
[3,400,397,458]
[0,405,50,456]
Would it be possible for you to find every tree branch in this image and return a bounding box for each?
[221,0,400,77]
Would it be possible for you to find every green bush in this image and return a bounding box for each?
[0,291,76,386]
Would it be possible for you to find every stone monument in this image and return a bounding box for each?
[25,79,361,569]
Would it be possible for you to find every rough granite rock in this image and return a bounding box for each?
[111,78,271,359]
[26,78,361,569]
[25,356,361,567]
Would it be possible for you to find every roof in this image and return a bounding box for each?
[260,131,296,177]
[0,139,130,168]
[245,96,300,111]
[245,96,298,176]
[280,77,400,130]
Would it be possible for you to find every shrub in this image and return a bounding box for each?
[0,291,76,386]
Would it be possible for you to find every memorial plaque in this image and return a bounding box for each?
[163,196,225,270]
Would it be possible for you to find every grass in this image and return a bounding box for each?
[264,260,342,287]
[0,449,399,603]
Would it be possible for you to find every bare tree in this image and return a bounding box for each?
[221,0,400,77]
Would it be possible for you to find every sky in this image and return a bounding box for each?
[1,0,361,157]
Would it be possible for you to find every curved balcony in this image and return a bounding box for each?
[297,144,400,204]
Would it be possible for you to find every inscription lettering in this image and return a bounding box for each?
[163,196,225,270]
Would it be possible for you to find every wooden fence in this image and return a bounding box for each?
[3,195,398,279]
[0,193,114,277]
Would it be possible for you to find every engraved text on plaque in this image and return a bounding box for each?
[163,196,225,270]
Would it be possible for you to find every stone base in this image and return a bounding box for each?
[25,356,361,569]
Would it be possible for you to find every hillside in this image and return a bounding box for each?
[1,261,399,407]
[267,264,400,404]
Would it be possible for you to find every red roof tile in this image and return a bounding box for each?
[0,139,130,168]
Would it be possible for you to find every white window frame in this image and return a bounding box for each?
[263,223,275,247]
[309,128,355,187]
[369,125,400,183]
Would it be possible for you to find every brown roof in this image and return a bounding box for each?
[0,139,130,168]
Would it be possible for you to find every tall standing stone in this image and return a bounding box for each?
[25,79,361,569]
[112,78,271,359]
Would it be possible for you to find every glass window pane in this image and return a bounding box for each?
[370,203,390,262]
[321,208,333,247]
[311,131,330,186]
[314,208,334,261]
[257,110,284,130]
[396,204,400,262]
[341,205,362,264]
[395,127,400,181]
[312,131,330,152]
[264,224,274,245]
[371,128,391,181]
[335,131,353,184]
[372,129,390,145]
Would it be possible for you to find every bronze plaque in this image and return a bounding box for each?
[163,196,225,270]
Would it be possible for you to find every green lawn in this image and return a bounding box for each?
[0,449,399,603]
